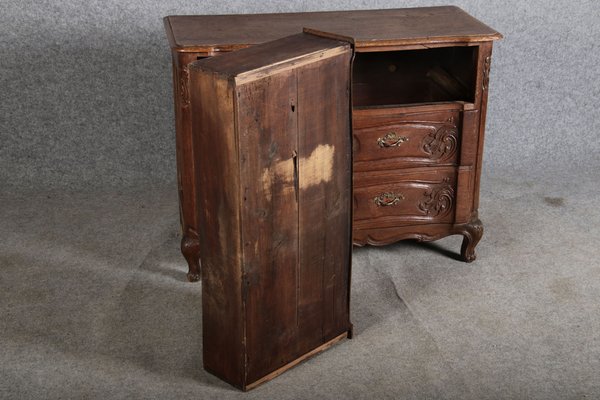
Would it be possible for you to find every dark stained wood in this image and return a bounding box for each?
[170,50,203,282]
[353,167,457,229]
[352,47,477,107]
[458,217,484,262]
[352,106,462,171]
[164,7,501,279]
[296,47,353,351]
[303,6,501,50]
[236,68,300,384]
[348,33,499,262]
[459,110,480,168]
[454,109,479,225]
[193,33,350,79]
[190,66,244,385]
[189,33,353,390]
[473,42,494,213]
[165,8,502,392]
[352,216,483,262]
[455,165,474,224]
[164,7,501,53]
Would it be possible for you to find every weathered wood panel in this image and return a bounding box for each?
[189,33,353,390]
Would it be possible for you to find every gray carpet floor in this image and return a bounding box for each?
[1,171,599,399]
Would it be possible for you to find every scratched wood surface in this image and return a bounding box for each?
[237,68,300,385]
[189,67,245,386]
[295,47,353,355]
[189,33,353,390]
[164,7,501,283]
[164,7,501,53]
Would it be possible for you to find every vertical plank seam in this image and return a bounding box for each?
[320,60,327,342]
[295,68,300,330]
[347,49,355,331]
[232,80,248,386]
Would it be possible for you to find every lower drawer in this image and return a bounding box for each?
[353,167,457,229]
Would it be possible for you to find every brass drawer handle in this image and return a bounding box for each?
[374,192,405,207]
[377,132,409,148]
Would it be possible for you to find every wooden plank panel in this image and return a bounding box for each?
[193,33,349,82]
[297,50,353,350]
[455,166,474,224]
[190,32,353,390]
[189,69,245,386]
[303,6,502,49]
[460,110,480,167]
[164,7,502,53]
[236,72,300,384]
[322,51,353,340]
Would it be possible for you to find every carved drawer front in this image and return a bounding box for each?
[353,167,457,229]
[352,108,461,171]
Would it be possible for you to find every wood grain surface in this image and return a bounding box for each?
[165,7,501,53]
[189,33,353,390]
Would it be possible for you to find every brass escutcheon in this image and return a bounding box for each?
[377,132,409,148]
[373,192,405,207]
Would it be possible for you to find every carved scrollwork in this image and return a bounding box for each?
[418,178,455,217]
[421,118,458,161]
[352,216,484,262]
[482,56,491,91]
[180,66,190,108]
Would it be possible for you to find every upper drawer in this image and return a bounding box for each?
[352,107,461,171]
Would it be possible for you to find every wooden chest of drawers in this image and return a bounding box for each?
[346,41,496,255]
[164,6,501,389]
[165,7,501,282]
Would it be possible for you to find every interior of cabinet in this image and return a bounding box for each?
[352,46,478,108]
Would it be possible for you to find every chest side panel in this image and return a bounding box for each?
[236,48,352,385]
[189,72,245,386]
[236,71,301,384]
[296,49,353,351]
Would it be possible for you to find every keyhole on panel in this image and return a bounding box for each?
[291,104,295,112]
[292,150,299,202]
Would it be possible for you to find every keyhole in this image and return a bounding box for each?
[291,105,295,112]
[292,150,298,202]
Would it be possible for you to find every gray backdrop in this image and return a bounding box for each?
[1,0,599,190]
[3,2,600,398]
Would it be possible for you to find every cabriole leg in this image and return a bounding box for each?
[181,227,201,282]
[457,218,483,262]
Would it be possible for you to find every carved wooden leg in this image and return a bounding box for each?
[456,218,483,262]
[172,52,204,282]
[181,227,201,282]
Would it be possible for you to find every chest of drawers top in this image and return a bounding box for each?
[164,6,502,54]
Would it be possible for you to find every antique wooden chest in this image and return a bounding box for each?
[164,6,502,390]
[189,33,353,390]
[164,7,502,282]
